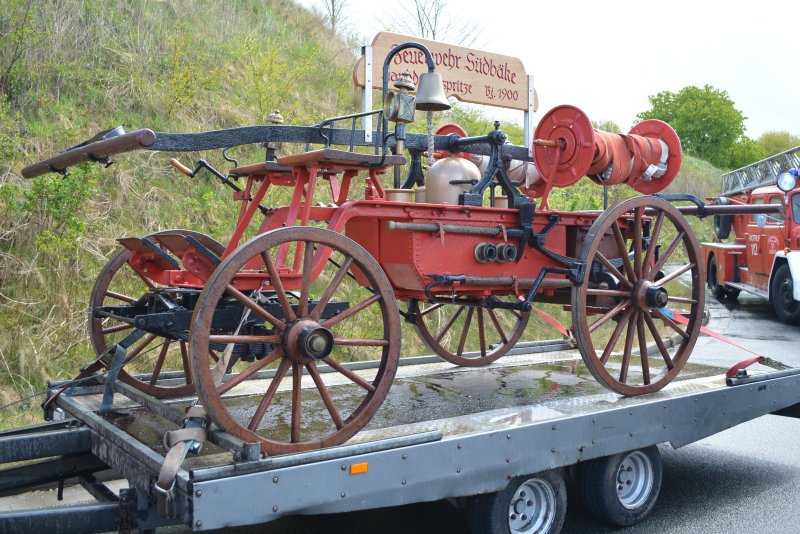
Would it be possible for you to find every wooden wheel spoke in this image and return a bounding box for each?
[619,311,637,383]
[149,341,171,385]
[600,308,634,364]
[633,208,643,279]
[456,307,475,357]
[261,251,296,322]
[324,358,376,392]
[208,334,282,344]
[587,289,632,298]
[333,338,389,347]
[588,299,631,333]
[218,349,283,395]
[310,256,354,321]
[643,312,674,368]
[121,334,158,365]
[225,284,285,329]
[297,241,315,317]
[322,294,382,329]
[643,211,664,279]
[477,309,487,358]
[596,252,633,289]
[247,357,291,432]
[291,363,302,443]
[652,231,685,275]
[637,314,651,385]
[487,309,509,345]
[103,323,135,335]
[655,263,695,287]
[105,290,137,303]
[209,350,220,363]
[651,309,690,339]
[435,306,466,343]
[611,222,637,283]
[306,362,344,429]
[179,341,192,384]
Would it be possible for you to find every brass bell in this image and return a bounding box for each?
[415,72,451,111]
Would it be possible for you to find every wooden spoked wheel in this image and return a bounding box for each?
[409,298,530,366]
[89,230,225,398]
[571,196,704,396]
[190,227,401,455]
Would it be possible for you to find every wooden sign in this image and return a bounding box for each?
[354,32,536,112]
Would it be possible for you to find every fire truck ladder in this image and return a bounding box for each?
[721,146,800,196]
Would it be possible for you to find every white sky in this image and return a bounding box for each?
[298,0,798,138]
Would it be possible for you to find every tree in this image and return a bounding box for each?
[384,0,482,46]
[636,85,746,169]
[320,0,348,34]
[726,136,766,171]
[757,131,800,157]
[592,119,621,134]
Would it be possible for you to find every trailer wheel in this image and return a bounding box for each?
[578,446,662,527]
[409,298,531,366]
[712,197,732,240]
[468,470,567,534]
[770,263,800,324]
[89,229,225,398]
[191,227,401,455]
[707,254,738,301]
[571,196,704,396]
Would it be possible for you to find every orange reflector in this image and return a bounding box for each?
[350,462,369,475]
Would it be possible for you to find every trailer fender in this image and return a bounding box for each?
[770,251,800,301]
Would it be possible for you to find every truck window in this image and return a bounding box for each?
[768,195,785,223]
[793,194,800,224]
[751,197,764,222]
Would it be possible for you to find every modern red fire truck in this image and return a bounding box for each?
[701,147,800,323]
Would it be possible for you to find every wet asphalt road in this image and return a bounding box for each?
[225,292,800,534]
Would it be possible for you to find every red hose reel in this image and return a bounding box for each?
[532,105,682,194]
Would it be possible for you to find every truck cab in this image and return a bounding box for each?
[701,147,800,323]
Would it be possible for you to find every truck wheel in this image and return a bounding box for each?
[708,254,738,301]
[578,446,662,527]
[713,197,732,240]
[468,471,567,534]
[771,263,800,324]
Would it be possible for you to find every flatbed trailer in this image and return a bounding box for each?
[2,338,800,534]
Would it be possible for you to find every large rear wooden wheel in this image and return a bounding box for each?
[409,298,530,366]
[190,227,400,455]
[571,196,704,396]
[88,230,225,398]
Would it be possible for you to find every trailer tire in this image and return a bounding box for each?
[578,446,662,527]
[770,263,800,324]
[713,197,732,240]
[468,470,567,534]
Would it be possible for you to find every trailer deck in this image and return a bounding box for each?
[2,338,799,533]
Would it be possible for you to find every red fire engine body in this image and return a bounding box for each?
[701,147,800,323]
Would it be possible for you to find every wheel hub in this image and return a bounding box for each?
[284,319,334,362]
[634,280,668,310]
[507,479,556,532]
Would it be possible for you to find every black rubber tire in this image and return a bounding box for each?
[468,470,567,534]
[578,446,662,527]
[713,197,732,240]
[707,254,738,301]
[770,263,800,324]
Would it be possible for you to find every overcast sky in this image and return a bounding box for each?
[298,0,798,139]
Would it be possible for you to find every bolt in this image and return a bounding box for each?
[196,521,203,527]
[195,490,202,497]
[551,448,556,453]
[507,434,511,439]
[273,476,279,483]
[457,444,462,449]
[506,458,511,463]
[401,480,407,485]
[551,424,556,430]
[340,492,346,498]
[402,454,407,459]
[273,506,279,512]
[629,432,634,437]
[341,465,347,471]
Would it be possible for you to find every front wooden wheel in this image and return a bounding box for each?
[409,298,530,366]
[571,196,704,396]
[190,227,401,455]
[88,230,225,398]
